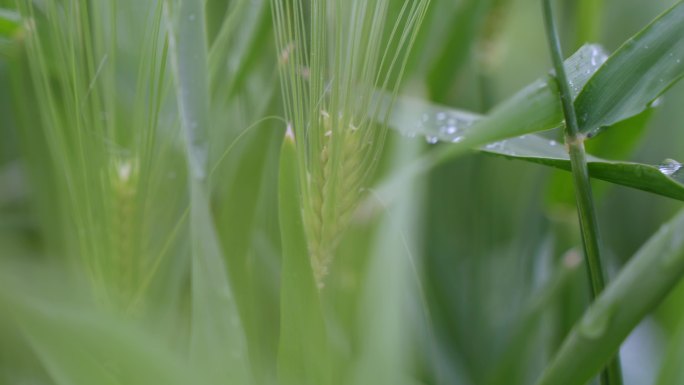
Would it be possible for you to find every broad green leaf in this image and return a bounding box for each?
[277,128,330,385]
[390,45,607,145]
[534,209,684,385]
[480,134,684,202]
[363,45,608,210]
[575,1,684,137]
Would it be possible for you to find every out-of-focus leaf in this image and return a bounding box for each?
[351,127,424,385]
[656,314,684,385]
[426,0,495,102]
[486,247,584,385]
[575,1,684,137]
[0,266,200,385]
[584,109,653,163]
[277,128,330,385]
[189,180,251,384]
[165,0,251,382]
[534,209,684,385]
[481,134,684,202]
[0,8,20,38]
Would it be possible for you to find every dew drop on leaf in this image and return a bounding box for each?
[658,159,682,177]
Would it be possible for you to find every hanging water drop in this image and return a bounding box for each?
[578,307,613,340]
[485,140,506,152]
[658,159,682,177]
[425,135,439,144]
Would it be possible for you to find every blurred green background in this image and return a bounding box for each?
[1,1,683,385]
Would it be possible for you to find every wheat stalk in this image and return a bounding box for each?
[273,0,430,287]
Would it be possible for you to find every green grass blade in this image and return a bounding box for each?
[363,44,608,211]
[352,135,425,385]
[426,0,496,102]
[164,0,210,180]
[389,44,608,142]
[486,248,584,385]
[575,1,684,137]
[164,1,251,382]
[188,179,251,384]
[481,134,684,202]
[534,209,684,385]
[277,127,330,385]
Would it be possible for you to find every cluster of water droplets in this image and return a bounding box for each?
[481,135,565,158]
[401,110,478,145]
[564,44,610,99]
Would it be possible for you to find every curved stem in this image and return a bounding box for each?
[541,1,623,385]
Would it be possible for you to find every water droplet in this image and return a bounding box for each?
[425,135,439,144]
[549,140,558,146]
[650,97,663,108]
[485,140,507,152]
[588,45,608,67]
[403,131,416,139]
[440,125,458,136]
[579,307,613,340]
[117,162,132,181]
[450,136,464,143]
[658,159,682,177]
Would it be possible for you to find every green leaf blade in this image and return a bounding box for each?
[534,209,684,385]
[576,1,684,137]
[277,127,330,385]
[481,134,684,202]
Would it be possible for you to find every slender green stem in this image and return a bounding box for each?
[541,1,622,385]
